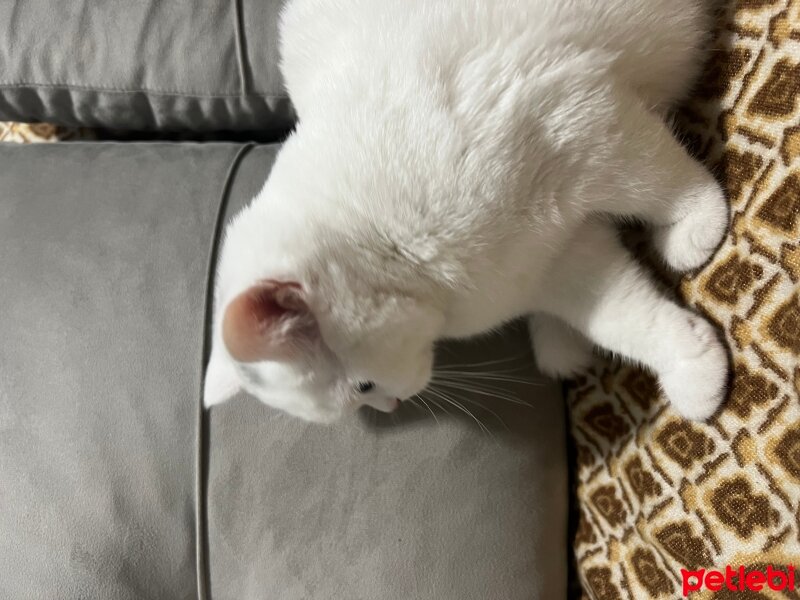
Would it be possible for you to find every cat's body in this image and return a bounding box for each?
[205,0,730,423]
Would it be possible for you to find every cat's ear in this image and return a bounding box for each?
[221,281,317,363]
[204,346,241,408]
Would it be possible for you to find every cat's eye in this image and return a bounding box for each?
[355,381,375,394]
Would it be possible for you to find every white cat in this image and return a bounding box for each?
[205,0,730,423]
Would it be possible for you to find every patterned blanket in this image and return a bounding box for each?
[0,121,91,143]
[571,1,800,598]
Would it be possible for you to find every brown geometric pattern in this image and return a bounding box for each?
[570,1,800,598]
[0,121,93,143]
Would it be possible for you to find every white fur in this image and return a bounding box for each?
[205,0,729,422]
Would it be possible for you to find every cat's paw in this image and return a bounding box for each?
[659,315,729,421]
[654,181,728,272]
[534,333,595,379]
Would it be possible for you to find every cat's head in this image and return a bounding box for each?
[203,202,448,423]
[205,277,442,423]
[203,123,473,422]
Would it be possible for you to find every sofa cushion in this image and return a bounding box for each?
[0,141,567,599]
[0,1,294,132]
[0,142,249,599]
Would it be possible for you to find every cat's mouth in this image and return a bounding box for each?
[365,396,400,413]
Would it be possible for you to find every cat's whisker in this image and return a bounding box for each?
[426,386,492,436]
[435,364,529,375]
[456,396,509,432]
[413,394,440,425]
[435,376,542,390]
[407,397,425,414]
[433,370,543,385]
[437,387,532,410]
[421,394,454,419]
[430,378,534,408]
[433,353,527,370]
[433,377,524,401]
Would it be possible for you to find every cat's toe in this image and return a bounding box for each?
[655,182,728,272]
[534,337,594,379]
[659,316,729,421]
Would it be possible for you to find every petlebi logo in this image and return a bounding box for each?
[681,565,797,596]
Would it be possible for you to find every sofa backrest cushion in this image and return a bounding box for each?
[0,0,294,132]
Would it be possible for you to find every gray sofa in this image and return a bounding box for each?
[0,3,568,599]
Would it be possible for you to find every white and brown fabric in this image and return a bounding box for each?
[570,1,800,598]
[0,121,93,143]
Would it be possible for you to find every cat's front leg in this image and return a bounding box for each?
[597,93,729,272]
[533,219,729,421]
[528,314,594,378]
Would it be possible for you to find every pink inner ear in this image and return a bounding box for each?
[222,281,315,363]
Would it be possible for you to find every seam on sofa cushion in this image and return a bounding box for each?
[196,143,256,600]
[233,0,252,96]
[0,82,288,99]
